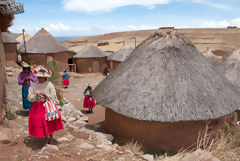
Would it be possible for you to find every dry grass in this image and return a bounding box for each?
[156,151,189,161]
[122,141,143,155]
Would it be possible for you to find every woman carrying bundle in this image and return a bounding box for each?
[83,85,95,113]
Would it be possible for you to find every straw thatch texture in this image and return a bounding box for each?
[93,29,240,122]
[18,28,75,54]
[2,32,18,43]
[203,48,221,64]
[214,47,240,89]
[108,46,134,62]
[73,46,107,58]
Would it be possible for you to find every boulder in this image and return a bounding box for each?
[180,149,220,161]
[142,154,154,161]
[95,132,114,142]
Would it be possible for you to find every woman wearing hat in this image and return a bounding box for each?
[18,61,37,110]
[28,65,63,144]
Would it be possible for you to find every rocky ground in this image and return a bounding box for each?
[0,68,149,161]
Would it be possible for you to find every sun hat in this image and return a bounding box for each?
[21,61,31,68]
[32,65,52,78]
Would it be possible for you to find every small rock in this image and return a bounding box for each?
[68,117,76,122]
[67,123,78,130]
[142,154,154,161]
[0,128,12,144]
[79,142,94,150]
[97,143,113,152]
[117,151,124,155]
[41,144,59,152]
[77,152,81,155]
[96,132,114,142]
[73,120,87,125]
[125,149,134,156]
[57,137,71,142]
[180,149,220,161]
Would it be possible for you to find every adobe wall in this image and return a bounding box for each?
[0,29,6,124]
[110,60,121,71]
[53,52,73,71]
[105,108,220,152]
[4,43,18,66]
[22,53,47,66]
[74,57,107,73]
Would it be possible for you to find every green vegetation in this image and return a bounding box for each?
[5,110,16,120]
[46,60,64,106]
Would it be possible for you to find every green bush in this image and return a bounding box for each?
[5,110,16,120]
[26,59,36,66]
[46,60,64,105]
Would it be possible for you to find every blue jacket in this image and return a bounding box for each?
[62,72,69,80]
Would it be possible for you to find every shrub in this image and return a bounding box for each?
[46,60,64,105]
[5,110,16,120]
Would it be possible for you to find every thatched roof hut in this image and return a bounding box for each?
[19,28,76,70]
[214,47,240,89]
[2,32,19,65]
[108,46,133,70]
[203,48,222,63]
[73,46,108,73]
[93,29,240,152]
[108,46,133,62]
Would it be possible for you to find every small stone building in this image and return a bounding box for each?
[108,46,133,71]
[93,29,240,152]
[73,46,107,73]
[19,28,76,71]
[2,32,19,65]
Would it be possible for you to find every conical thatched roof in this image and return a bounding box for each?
[73,46,107,58]
[18,28,75,54]
[203,48,221,63]
[214,47,240,89]
[108,46,134,62]
[93,29,240,122]
[2,32,18,43]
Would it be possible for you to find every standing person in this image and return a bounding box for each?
[62,70,70,88]
[83,85,95,113]
[18,61,37,110]
[28,65,63,144]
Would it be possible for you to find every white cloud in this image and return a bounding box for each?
[62,0,172,13]
[45,23,71,32]
[198,18,240,28]
[62,0,234,13]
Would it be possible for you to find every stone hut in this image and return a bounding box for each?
[73,46,107,73]
[2,32,19,65]
[0,0,24,124]
[108,46,133,71]
[93,30,240,152]
[18,28,76,71]
[203,48,222,64]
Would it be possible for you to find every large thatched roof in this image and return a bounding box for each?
[2,32,18,43]
[93,29,240,122]
[73,46,107,58]
[203,48,221,63]
[108,46,134,62]
[18,28,76,54]
[214,47,240,89]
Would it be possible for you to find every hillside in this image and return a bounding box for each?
[61,27,240,56]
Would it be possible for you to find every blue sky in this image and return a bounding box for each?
[9,0,240,37]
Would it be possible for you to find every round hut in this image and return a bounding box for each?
[203,48,222,64]
[18,28,76,71]
[215,47,240,121]
[108,46,134,71]
[93,29,240,152]
[2,32,19,65]
[73,46,108,73]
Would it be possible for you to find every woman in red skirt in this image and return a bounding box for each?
[83,85,95,113]
[28,65,63,144]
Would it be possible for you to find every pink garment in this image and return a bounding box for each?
[29,101,64,138]
[18,72,37,87]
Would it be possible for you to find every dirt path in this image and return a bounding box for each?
[63,74,106,125]
[0,71,147,161]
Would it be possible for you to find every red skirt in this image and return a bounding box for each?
[29,101,64,138]
[83,96,95,108]
[63,79,69,87]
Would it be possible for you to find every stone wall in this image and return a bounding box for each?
[4,43,18,66]
[0,29,6,124]
[74,57,107,73]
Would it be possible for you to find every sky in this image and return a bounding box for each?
[9,0,240,37]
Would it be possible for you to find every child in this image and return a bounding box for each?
[83,85,95,113]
